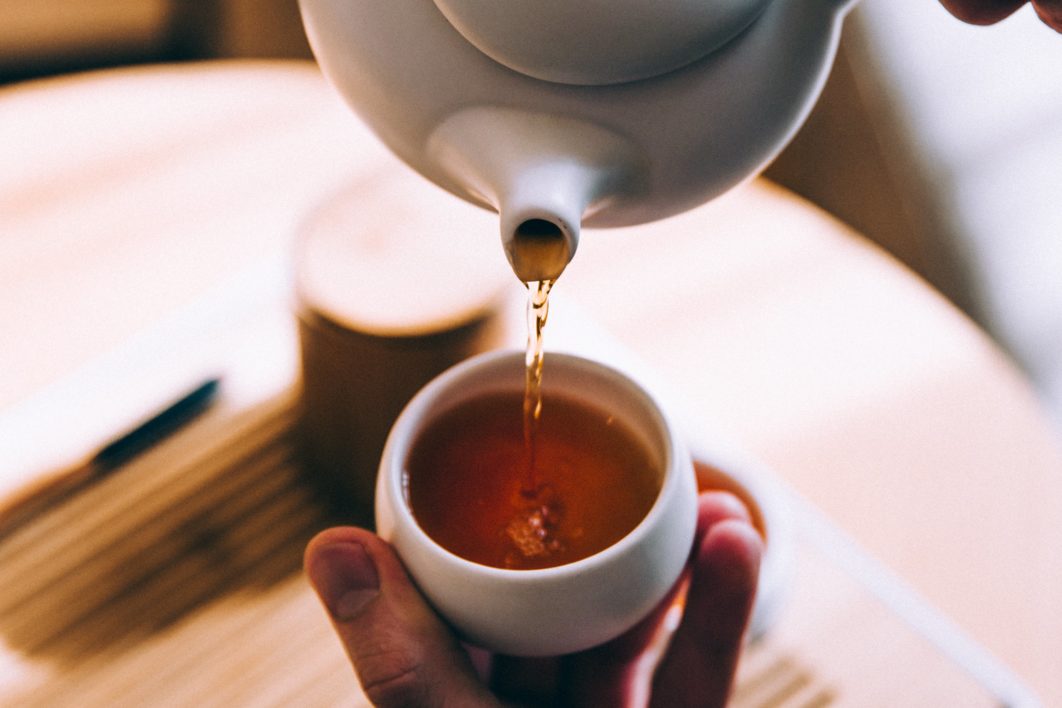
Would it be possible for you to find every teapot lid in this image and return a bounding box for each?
[432,0,773,86]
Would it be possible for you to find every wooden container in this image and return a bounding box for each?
[294,171,517,521]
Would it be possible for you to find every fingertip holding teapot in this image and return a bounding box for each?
[299,0,859,281]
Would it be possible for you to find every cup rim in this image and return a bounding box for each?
[379,349,686,579]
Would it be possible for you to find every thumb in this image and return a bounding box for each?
[304,527,496,707]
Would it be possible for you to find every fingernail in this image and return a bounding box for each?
[711,492,752,520]
[699,491,753,522]
[308,541,380,621]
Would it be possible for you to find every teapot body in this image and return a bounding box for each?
[299,0,855,276]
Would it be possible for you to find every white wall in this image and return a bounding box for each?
[857,0,1062,418]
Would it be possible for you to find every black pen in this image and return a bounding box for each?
[0,377,221,540]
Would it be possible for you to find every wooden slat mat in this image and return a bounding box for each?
[0,385,1026,706]
[0,391,362,706]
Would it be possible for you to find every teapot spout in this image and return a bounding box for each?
[504,218,573,283]
[428,107,643,282]
[498,162,600,282]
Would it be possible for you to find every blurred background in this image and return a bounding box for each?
[2,0,1060,423]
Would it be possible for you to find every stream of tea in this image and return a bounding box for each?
[522,279,553,495]
[504,278,562,564]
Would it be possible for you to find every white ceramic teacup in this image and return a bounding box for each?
[375,350,698,656]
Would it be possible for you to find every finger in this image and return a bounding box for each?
[694,491,755,541]
[649,515,763,708]
[555,577,685,708]
[304,527,496,707]
[489,655,561,705]
[1033,0,1062,30]
[937,0,1026,24]
[558,492,755,707]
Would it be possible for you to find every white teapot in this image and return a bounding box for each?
[299,0,858,280]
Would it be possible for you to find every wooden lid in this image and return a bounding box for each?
[294,168,512,337]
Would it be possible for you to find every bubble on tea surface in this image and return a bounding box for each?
[504,485,566,567]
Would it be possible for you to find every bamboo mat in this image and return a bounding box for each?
[0,390,364,706]
[0,385,1026,706]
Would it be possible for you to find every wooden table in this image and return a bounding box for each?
[2,61,1061,704]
